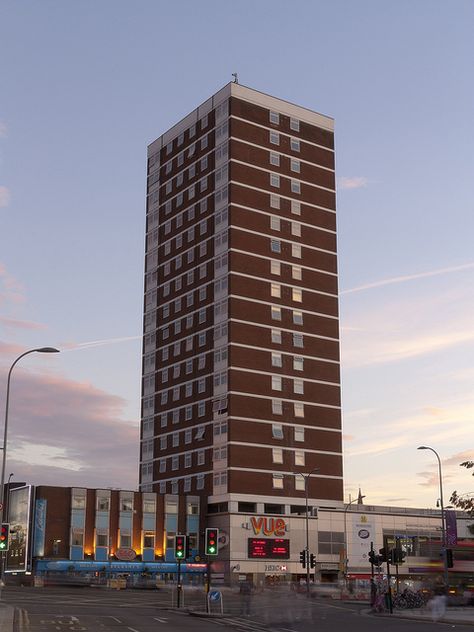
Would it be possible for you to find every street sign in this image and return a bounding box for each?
[209,590,221,601]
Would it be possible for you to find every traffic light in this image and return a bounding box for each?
[309,553,316,569]
[174,534,187,560]
[446,549,454,568]
[378,547,387,563]
[205,528,219,555]
[0,523,10,551]
[393,547,406,564]
[368,550,377,565]
[388,548,395,564]
[299,550,307,568]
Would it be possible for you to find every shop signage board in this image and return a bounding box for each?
[248,538,290,559]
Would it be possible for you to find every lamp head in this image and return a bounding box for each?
[37,347,60,353]
[417,446,429,451]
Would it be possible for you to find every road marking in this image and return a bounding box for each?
[108,617,122,623]
[153,618,168,623]
[127,628,141,632]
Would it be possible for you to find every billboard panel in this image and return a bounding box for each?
[6,485,32,573]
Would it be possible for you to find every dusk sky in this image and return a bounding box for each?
[1,1,473,506]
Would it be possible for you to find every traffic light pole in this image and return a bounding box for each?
[176,559,182,608]
[386,558,393,614]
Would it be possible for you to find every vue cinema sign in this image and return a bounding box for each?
[251,517,286,537]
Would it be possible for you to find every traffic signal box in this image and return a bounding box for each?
[205,528,219,555]
[299,550,307,568]
[446,549,454,568]
[174,534,187,560]
[0,523,10,551]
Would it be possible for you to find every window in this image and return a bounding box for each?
[271,239,281,253]
[271,329,282,344]
[186,359,193,374]
[176,173,183,187]
[272,423,283,439]
[160,436,167,450]
[270,194,280,209]
[271,283,281,298]
[291,180,301,194]
[290,137,300,152]
[294,356,304,371]
[186,315,193,329]
[161,391,168,405]
[184,478,191,492]
[295,426,305,442]
[174,321,181,335]
[197,449,205,465]
[270,131,279,145]
[271,306,281,320]
[172,456,179,470]
[199,286,207,301]
[272,448,283,464]
[292,288,302,302]
[293,310,303,324]
[294,378,304,394]
[184,453,192,468]
[201,135,208,150]
[292,265,302,280]
[172,409,180,424]
[198,355,206,370]
[272,375,282,391]
[271,216,281,231]
[269,111,279,124]
[185,429,192,443]
[198,401,205,417]
[185,406,192,421]
[198,332,206,347]
[161,413,168,427]
[270,152,280,166]
[186,337,193,351]
[271,261,281,275]
[290,159,300,173]
[96,496,109,512]
[292,244,302,258]
[291,222,301,237]
[161,368,169,383]
[293,333,304,347]
[295,476,305,491]
[291,200,301,215]
[272,399,283,415]
[198,308,206,323]
[271,352,282,367]
[294,402,304,417]
[201,155,208,171]
[198,378,206,393]
[290,118,300,132]
[196,474,204,490]
[272,474,284,489]
[172,432,179,447]
[270,173,280,188]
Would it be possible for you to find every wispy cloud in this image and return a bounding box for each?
[0,186,11,208]
[337,176,368,190]
[0,263,25,306]
[341,262,474,295]
[0,122,6,138]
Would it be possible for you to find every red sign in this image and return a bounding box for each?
[115,548,136,561]
[248,538,290,559]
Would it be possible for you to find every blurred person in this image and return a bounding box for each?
[239,579,254,616]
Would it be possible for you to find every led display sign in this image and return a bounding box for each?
[248,538,290,559]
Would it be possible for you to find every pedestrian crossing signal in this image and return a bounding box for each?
[0,523,10,551]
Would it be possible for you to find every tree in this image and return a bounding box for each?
[449,461,474,517]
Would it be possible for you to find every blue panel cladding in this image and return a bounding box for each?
[143,548,155,562]
[96,512,109,530]
[119,514,133,531]
[70,546,83,561]
[143,514,155,531]
[165,515,177,531]
[95,547,108,562]
[71,511,85,528]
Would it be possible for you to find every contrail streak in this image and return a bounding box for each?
[341,262,474,295]
[61,335,141,351]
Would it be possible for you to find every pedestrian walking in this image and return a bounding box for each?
[428,590,447,622]
[239,579,254,616]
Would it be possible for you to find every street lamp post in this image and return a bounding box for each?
[417,445,449,588]
[0,347,59,586]
[294,467,320,598]
[343,494,365,583]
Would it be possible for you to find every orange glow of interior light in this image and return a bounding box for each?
[154,548,163,556]
[84,549,93,555]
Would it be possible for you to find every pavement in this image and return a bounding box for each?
[0,603,15,632]
[373,606,474,626]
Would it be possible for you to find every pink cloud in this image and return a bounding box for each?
[0,368,140,490]
[0,263,25,305]
[0,340,28,356]
[337,176,368,190]
[0,186,10,208]
[0,317,46,331]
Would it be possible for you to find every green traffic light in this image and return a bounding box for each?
[208,546,215,553]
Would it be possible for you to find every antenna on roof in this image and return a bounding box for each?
[232,73,239,84]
